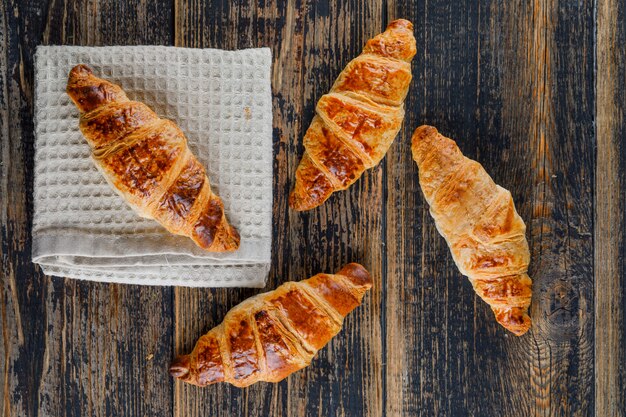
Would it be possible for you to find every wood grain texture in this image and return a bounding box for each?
[173,1,385,416]
[596,0,626,415]
[1,0,623,416]
[385,2,500,414]
[1,1,175,416]
[385,0,594,415]
[487,1,595,415]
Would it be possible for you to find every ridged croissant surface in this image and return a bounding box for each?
[289,19,416,210]
[169,263,372,387]
[66,65,240,252]
[412,126,532,335]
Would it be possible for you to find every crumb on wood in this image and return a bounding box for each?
[146,353,154,361]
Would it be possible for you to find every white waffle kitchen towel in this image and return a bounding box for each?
[32,46,273,287]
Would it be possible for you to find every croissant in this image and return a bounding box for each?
[169,263,372,387]
[289,19,417,210]
[411,126,532,335]
[66,65,239,252]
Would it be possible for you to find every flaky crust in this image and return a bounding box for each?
[169,263,372,387]
[411,126,532,336]
[66,65,240,252]
[289,19,416,211]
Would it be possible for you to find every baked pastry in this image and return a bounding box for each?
[411,125,532,335]
[169,263,372,387]
[66,64,240,252]
[289,19,417,210]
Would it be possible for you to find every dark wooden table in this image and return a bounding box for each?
[2,0,624,416]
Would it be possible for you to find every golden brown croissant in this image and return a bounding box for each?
[289,19,417,210]
[411,126,532,335]
[66,65,239,252]
[169,263,372,387]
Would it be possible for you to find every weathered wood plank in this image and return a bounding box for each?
[285,2,386,417]
[283,2,386,416]
[596,0,626,415]
[1,2,58,415]
[173,0,296,415]
[173,0,386,416]
[385,0,595,415]
[384,3,487,415]
[501,1,595,414]
[0,0,612,416]
[1,1,176,416]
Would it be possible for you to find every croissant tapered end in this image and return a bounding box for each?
[171,332,227,387]
[69,63,93,79]
[191,197,241,252]
[208,223,241,252]
[336,263,372,292]
[194,223,240,252]
[169,354,191,380]
[363,19,417,62]
[473,274,532,336]
[289,151,335,211]
[411,125,447,162]
[411,124,437,146]
[494,308,531,336]
[411,125,461,204]
[66,64,128,113]
[170,353,226,387]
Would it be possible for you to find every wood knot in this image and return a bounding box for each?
[533,277,579,341]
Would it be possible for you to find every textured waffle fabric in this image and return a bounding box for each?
[32,46,273,287]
